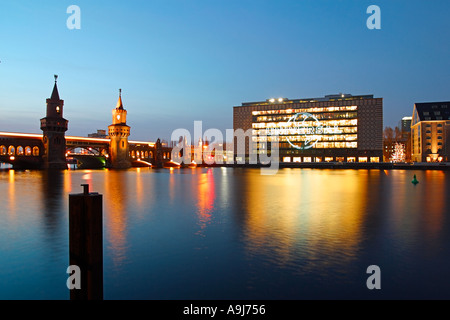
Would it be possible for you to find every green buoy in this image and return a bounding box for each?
[412,174,419,185]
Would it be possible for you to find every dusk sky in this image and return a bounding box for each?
[1,0,449,141]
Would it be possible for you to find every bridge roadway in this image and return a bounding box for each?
[0,131,171,169]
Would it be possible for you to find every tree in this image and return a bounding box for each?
[390,142,406,163]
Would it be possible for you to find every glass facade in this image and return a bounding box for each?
[250,105,379,163]
[252,106,359,153]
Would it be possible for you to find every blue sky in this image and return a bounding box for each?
[1,0,449,141]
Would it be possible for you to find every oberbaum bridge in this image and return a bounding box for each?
[0,76,173,170]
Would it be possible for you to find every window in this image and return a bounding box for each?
[16,146,24,155]
[347,157,356,163]
[315,157,322,163]
[303,157,312,163]
[437,124,443,127]
[358,157,368,163]
[370,157,380,163]
[0,145,6,155]
[438,130,443,133]
[25,146,32,156]
[283,157,291,163]
[8,146,15,155]
[293,157,301,163]
[32,147,39,156]
[325,157,333,162]
[438,136,443,140]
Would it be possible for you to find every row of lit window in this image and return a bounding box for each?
[255,141,358,149]
[254,112,358,123]
[252,106,358,116]
[130,150,152,159]
[130,150,171,160]
[252,119,358,129]
[281,156,379,163]
[0,145,40,156]
[253,134,358,143]
[253,126,358,135]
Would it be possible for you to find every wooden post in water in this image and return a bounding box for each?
[69,184,103,300]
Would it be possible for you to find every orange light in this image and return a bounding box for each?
[9,156,15,161]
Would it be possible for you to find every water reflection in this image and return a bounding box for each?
[195,169,215,236]
[236,169,368,276]
[8,170,16,218]
[104,170,129,268]
[421,171,446,237]
[40,170,66,255]
[1,167,450,299]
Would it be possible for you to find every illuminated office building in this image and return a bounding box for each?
[233,94,383,163]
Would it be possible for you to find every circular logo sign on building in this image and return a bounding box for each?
[285,112,323,150]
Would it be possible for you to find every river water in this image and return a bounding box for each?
[1,167,449,299]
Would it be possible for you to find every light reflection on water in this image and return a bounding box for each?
[0,168,450,299]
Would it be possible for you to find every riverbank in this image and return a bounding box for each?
[1,161,450,171]
[221,162,450,170]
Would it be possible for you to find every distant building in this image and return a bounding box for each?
[233,94,383,163]
[395,116,413,162]
[88,129,107,138]
[401,116,412,134]
[411,101,450,162]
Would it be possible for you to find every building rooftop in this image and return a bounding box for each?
[414,101,450,121]
[238,94,376,107]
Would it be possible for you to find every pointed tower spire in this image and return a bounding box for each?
[40,75,68,169]
[50,75,60,101]
[116,88,123,109]
[109,88,131,169]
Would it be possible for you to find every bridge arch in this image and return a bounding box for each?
[66,146,107,156]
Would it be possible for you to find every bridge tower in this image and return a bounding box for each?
[108,89,131,169]
[40,75,68,169]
